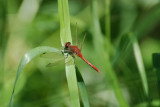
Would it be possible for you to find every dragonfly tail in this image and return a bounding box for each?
[78,54,100,73]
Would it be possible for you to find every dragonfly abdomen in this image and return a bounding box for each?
[78,53,100,73]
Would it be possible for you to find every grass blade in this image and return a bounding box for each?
[112,33,132,66]
[0,0,8,84]
[105,0,111,55]
[152,53,160,106]
[0,0,8,105]
[91,0,104,52]
[58,0,72,46]
[91,0,128,106]
[58,0,80,107]
[134,3,160,38]
[132,34,148,96]
[76,66,90,107]
[118,0,137,36]
[9,46,60,107]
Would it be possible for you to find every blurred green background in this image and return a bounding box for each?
[0,0,160,107]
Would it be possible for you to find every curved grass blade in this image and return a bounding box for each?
[75,66,90,107]
[9,46,60,107]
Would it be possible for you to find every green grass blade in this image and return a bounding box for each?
[65,60,80,107]
[152,53,160,106]
[91,0,104,52]
[134,99,160,107]
[112,33,132,66]
[132,34,148,96]
[91,0,128,106]
[118,0,137,36]
[58,0,72,46]
[17,0,42,23]
[9,46,60,107]
[134,3,160,38]
[152,53,160,69]
[58,0,80,107]
[76,66,90,107]
[105,0,111,55]
[0,0,8,105]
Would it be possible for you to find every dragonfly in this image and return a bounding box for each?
[42,24,100,73]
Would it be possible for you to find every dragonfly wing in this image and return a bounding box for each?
[38,50,64,67]
[45,57,65,67]
[40,49,73,58]
[39,50,75,67]
[40,50,63,58]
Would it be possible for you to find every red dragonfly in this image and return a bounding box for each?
[63,24,100,73]
[64,41,100,73]
[42,24,100,73]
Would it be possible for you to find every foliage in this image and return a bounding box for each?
[0,0,160,107]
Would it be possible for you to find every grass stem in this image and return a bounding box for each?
[105,0,111,56]
[58,0,80,106]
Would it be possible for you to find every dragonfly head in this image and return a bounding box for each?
[65,42,71,48]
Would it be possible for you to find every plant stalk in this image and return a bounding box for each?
[58,0,80,107]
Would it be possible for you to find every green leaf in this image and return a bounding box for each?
[0,0,8,105]
[91,0,128,106]
[76,66,90,107]
[58,0,80,107]
[105,0,111,54]
[58,0,72,46]
[134,3,160,38]
[91,0,104,52]
[152,53,160,68]
[152,53,160,105]
[112,33,132,66]
[9,46,60,107]
[118,0,137,36]
[132,34,148,96]
[134,99,160,107]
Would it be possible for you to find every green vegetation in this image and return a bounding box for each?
[0,0,160,107]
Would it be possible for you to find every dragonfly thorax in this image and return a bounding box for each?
[64,42,81,56]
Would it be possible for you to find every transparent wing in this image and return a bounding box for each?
[39,50,65,67]
[40,50,63,58]
[46,57,65,67]
[39,50,74,67]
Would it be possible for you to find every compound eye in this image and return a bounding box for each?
[65,42,71,48]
